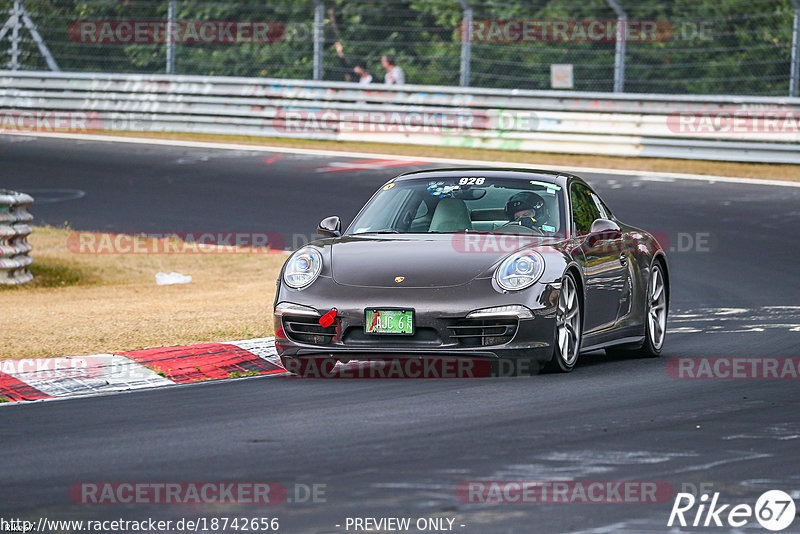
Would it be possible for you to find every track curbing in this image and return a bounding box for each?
[0,337,283,405]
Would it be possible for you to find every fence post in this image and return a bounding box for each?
[605,0,627,92]
[18,3,59,71]
[313,0,324,81]
[9,0,20,70]
[458,0,472,87]
[791,0,800,97]
[0,1,60,71]
[166,0,176,74]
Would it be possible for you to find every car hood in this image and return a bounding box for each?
[329,234,555,288]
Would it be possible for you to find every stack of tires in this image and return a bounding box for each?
[0,189,34,285]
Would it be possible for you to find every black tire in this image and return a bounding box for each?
[545,271,582,373]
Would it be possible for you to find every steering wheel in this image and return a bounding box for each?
[496,220,544,235]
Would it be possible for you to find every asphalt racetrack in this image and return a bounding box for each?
[2,134,800,533]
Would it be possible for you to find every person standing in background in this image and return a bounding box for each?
[381,54,405,85]
[351,61,373,85]
[334,41,374,84]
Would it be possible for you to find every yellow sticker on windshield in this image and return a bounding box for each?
[383,183,396,190]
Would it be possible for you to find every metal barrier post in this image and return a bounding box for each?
[606,0,627,93]
[313,0,324,81]
[9,0,21,70]
[458,0,472,87]
[791,0,800,97]
[166,0,177,75]
[0,189,34,285]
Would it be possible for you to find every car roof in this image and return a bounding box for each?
[391,167,581,187]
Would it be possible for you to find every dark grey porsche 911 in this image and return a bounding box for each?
[274,168,668,376]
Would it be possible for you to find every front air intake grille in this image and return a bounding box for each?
[342,327,441,346]
[283,316,336,345]
[448,319,517,347]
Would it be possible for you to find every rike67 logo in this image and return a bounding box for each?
[668,490,796,531]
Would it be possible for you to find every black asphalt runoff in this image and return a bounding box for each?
[2,135,800,533]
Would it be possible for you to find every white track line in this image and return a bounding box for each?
[4,131,799,188]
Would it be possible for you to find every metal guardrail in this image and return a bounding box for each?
[0,189,33,285]
[1,71,800,163]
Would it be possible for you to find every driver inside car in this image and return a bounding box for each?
[504,191,551,230]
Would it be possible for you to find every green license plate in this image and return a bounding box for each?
[365,309,414,335]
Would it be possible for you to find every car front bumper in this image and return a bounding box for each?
[273,279,560,363]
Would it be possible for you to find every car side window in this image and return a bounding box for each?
[570,183,602,235]
[590,192,613,220]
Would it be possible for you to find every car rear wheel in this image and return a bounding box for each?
[545,272,582,373]
[640,262,667,357]
[606,262,667,358]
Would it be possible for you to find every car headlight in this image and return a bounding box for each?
[284,247,323,289]
[494,250,545,291]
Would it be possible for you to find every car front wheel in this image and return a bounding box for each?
[545,271,582,373]
[639,262,667,357]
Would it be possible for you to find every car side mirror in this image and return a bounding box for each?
[587,218,621,247]
[317,216,342,237]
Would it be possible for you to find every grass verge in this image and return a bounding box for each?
[1,226,285,360]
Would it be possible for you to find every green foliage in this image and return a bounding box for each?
[229,370,260,378]
[0,0,795,95]
[0,261,87,290]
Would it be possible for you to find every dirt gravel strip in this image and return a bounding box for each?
[0,337,284,404]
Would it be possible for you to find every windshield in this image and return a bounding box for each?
[346,176,566,236]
